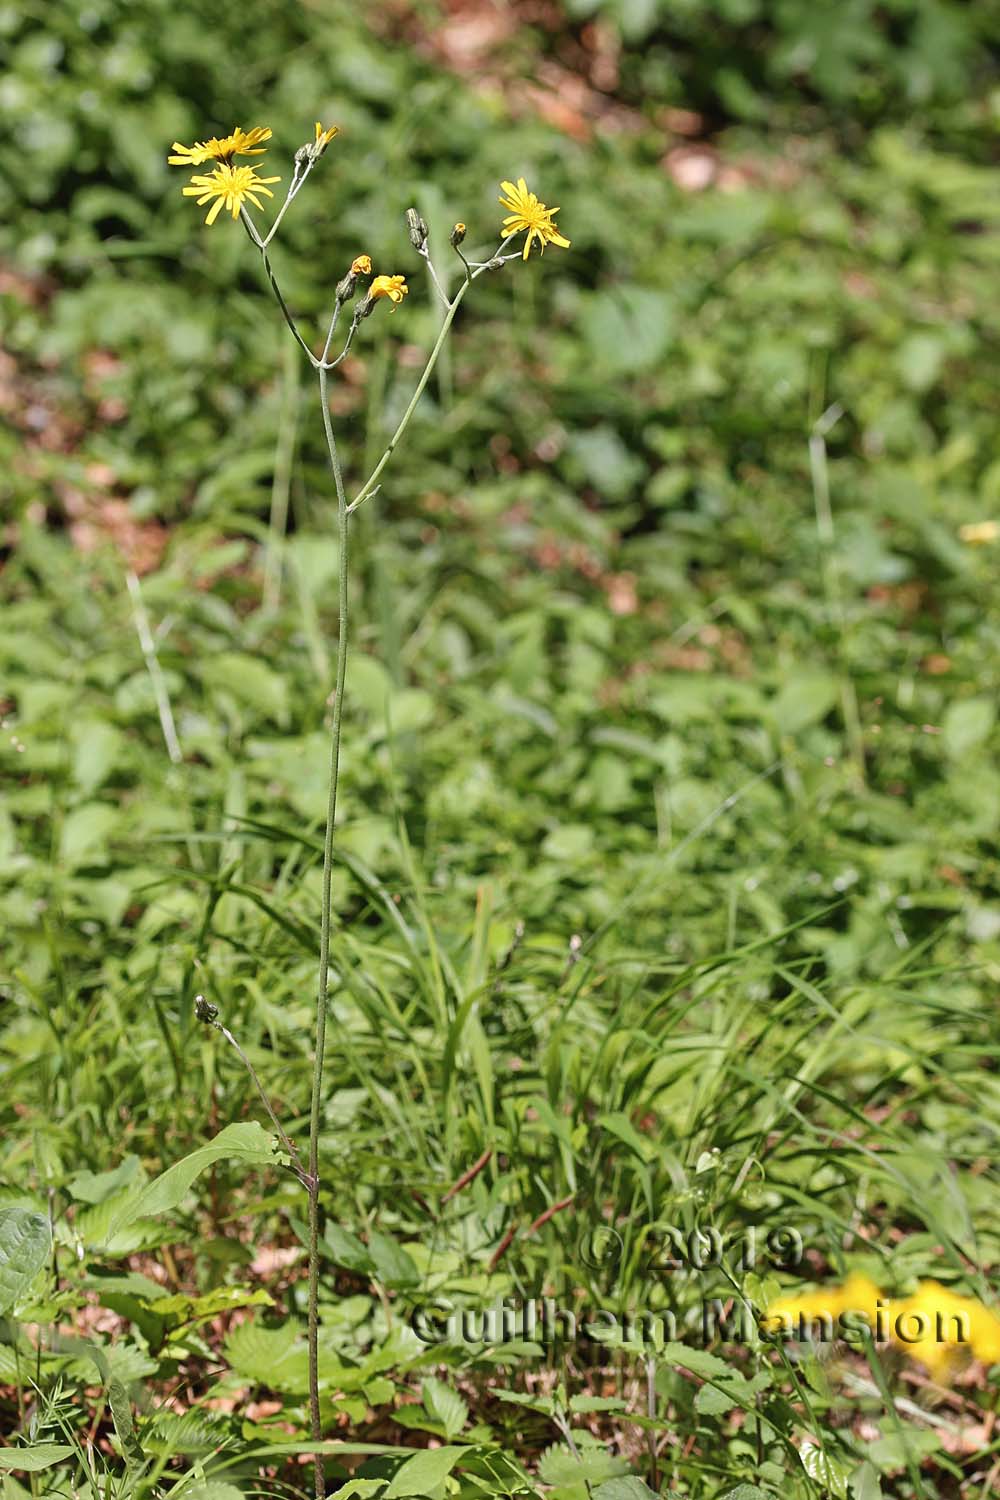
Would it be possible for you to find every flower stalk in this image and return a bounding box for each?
[170,122,568,1500]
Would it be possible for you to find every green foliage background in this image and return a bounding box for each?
[2,1,1000,1496]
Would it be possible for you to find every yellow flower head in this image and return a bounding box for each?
[168,125,272,168]
[761,1274,1000,1383]
[351,255,373,276]
[959,521,999,544]
[499,177,570,260]
[369,274,408,307]
[181,163,281,225]
[313,121,339,154]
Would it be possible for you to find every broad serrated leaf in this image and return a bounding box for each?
[223,1316,309,1393]
[0,1208,52,1316]
[422,1376,468,1438]
[538,1444,627,1488]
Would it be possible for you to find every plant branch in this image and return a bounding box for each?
[347,246,511,515]
[241,207,319,367]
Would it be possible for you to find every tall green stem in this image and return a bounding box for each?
[307,365,350,1500]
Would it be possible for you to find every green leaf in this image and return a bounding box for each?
[943,696,995,758]
[173,1485,247,1500]
[594,1478,659,1500]
[106,1123,284,1242]
[596,1111,653,1164]
[422,1377,468,1439]
[771,672,839,734]
[538,1445,627,1487]
[800,1443,849,1499]
[67,1155,142,1204]
[0,1446,74,1473]
[202,653,290,726]
[383,1446,464,1496]
[367,1230,419,1289]
[224,1316,308,1393]
[0,1207,52,1316]
[323,1223,376,1275]
[849,1462,883,1500]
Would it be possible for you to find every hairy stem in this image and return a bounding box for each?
[307,365,351,1500]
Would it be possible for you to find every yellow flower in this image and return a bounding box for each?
[959,521,999,544]
[761,1274,1000,1382]
[499,177,570,260]
[181,163,282,225]
[351,255,373,276]
[314,121,338,153]
[369,274,408,307]
[763,1273,882,1341]
[168,125,272,168]
[893,1281,1000,1378]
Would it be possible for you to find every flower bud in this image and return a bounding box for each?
[450,222,467,247]
[406,207,429,250]
[194,994,219,1024]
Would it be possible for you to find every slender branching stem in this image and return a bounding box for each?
[419,244,450,308]
[241,206,319,367]
[262,160,315,249]
[348,247,510,515]
[237,199,521,1500]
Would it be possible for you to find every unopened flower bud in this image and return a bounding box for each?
[406,207,429,250]
[450,222,467,247]
[194,994,219,1024]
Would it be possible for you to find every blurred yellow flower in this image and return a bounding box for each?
[764,1273,882,1341]
[959,521,999,544]
[182,163,281,225]
[762,1274,1000,1380]
[168,125,272,168]
[499,177,570,260]
[351,255,373,276]
[894,1281,1000,1378]
[369,274,408,307]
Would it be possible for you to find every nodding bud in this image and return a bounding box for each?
[336,256,372,302]
[406,208,429,250]
[194,994,219,1024]
[450,222,467,247]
